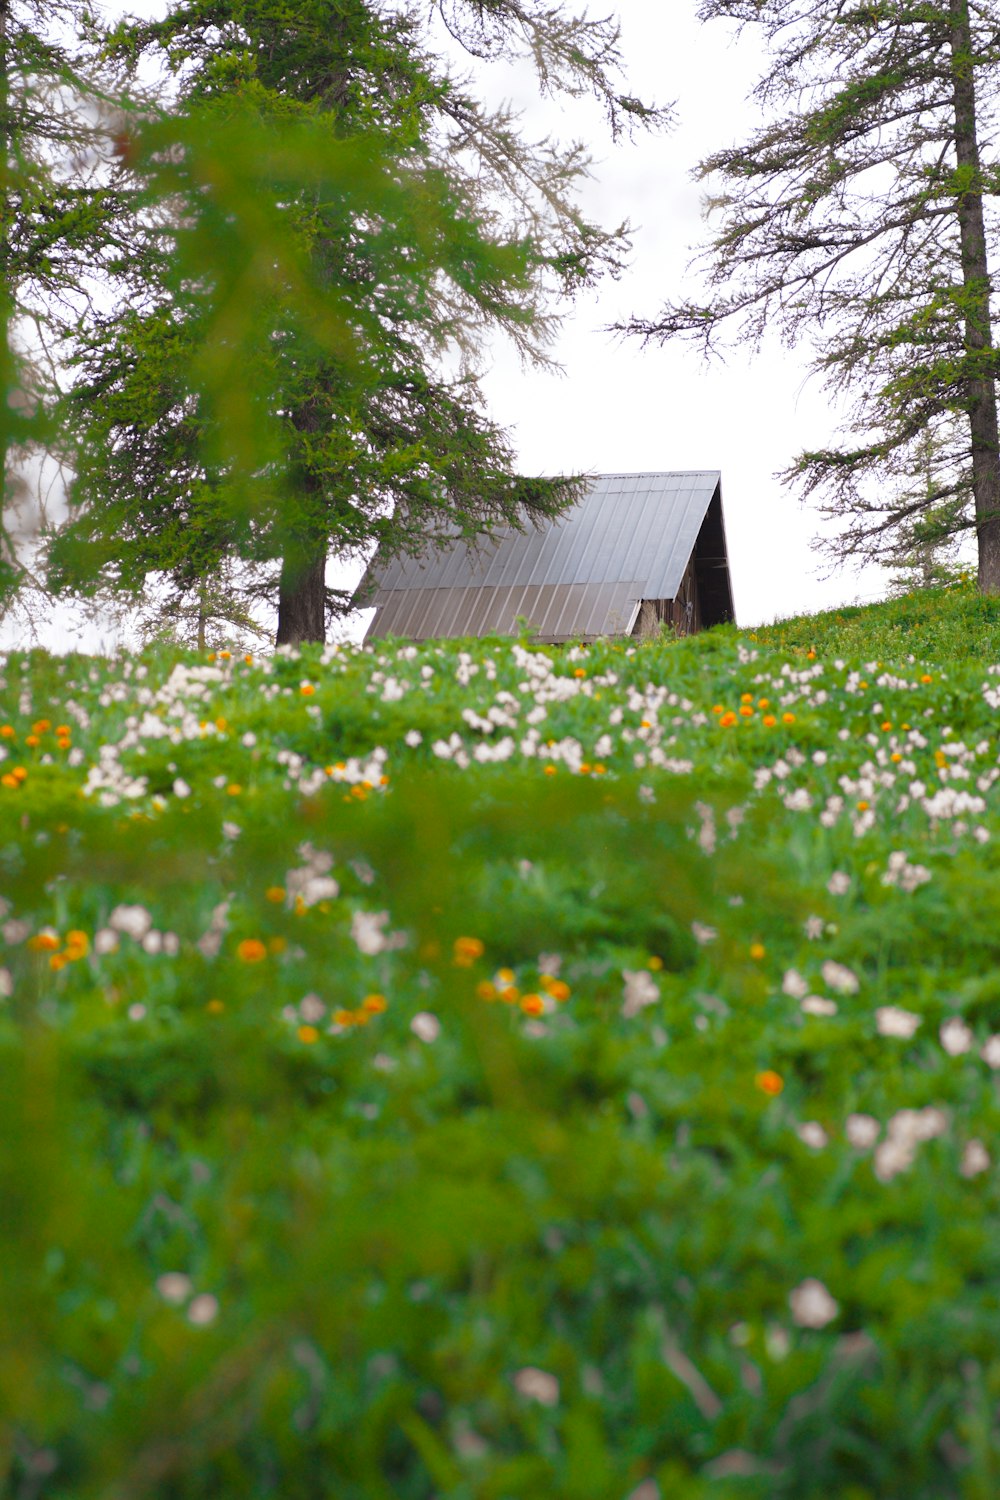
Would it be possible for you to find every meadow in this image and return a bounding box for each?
[3,581,1000,1498]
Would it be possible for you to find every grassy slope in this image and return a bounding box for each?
[3,581,1000,1498]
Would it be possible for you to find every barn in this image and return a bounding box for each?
[358,470,735,644]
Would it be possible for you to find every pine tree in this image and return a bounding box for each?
[622,0,1000,592]
[52,0,667,645]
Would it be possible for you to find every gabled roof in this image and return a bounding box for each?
[360,471,733,642]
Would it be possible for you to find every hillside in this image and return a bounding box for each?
[3,581,1000,1497]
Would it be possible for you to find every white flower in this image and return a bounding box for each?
[622,969,659,1019]
[187,1293,219,1326]
[222,820,241,841]
[789,1278,838,1329]
[410,1012,440,1043]
[874,1137,914,1182]
[827,871,851,895]
[351,909,391,955]
[108,904,152,940]
[0,967,11,999]
[961,1139,990,1178]
[845,1113,879,1149]
[691,921,717,946]
[127,1003,146,1022]
[802,995,838,1017]
[299,993,325,1023]
[940,1017,973,1056]
[513,1367,559,1406]
[875,1006,921,1039]
[805,916,824,940]
[156,1272,192,1305]
[404,729,422,747]
[981,1035,1000,1069]
[782,968,808,999]
[797,1122,828,1149]
[821,960,859,995]
[173,778,191,798]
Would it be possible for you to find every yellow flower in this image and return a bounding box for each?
[206,999,225,1014]
[265,886,286,903]
[361,993,388,1014]
[749,942,766,961]
[297,1025,319,1044]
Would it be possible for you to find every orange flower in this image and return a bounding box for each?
[300,683,315,697]
[739,705,754,718]
[740,692,753,704]
[265,886,286,903]
[206,999,225,1014]
[719,711,737,728]
[1,774,18,790]
[219,650,231,661]
[0,725,15,738]
[236,938,267,963]
[333,1008,355,1027]
[520,993,545,1016]
[544,765,557,775]
[749,942,766,961]
[921,673,933,684]
[215,716,228,732]
[361,993,388,1014]
[757,698,770,709]
[762,714,777,728]
[500,985,520,1005]
[496,968,516,985]
[856,800,869,812]
[542,977,571,1002]
[782,713,796,725]
[244,654,254,665]
[755,1070,784,1096]
[65,930,89,958]
[297,1025,320,1044]
[573,668,586,678]
[27,931,60,953]
[880,721,892,732]
[476,981,498,1002]
[11,767,27,782]
[453,935,485,967]
[32,719,51,734]
[226,783,242,796]
[25,734,39,748]
[712,704,724,715]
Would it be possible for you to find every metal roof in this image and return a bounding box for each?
[361,471,727,642]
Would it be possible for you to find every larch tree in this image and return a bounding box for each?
[0,0,124,615]
[622,0,1000,592]
[52,0,668,645]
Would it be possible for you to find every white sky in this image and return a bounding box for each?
[4,0,903,652]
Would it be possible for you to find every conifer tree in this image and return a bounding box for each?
[54,1,667,644]
[623,0,1000,592]
[0,0,119,612]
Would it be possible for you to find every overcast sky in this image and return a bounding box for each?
[5,0,906,651]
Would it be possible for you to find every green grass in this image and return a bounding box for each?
[4,583,1000,1497]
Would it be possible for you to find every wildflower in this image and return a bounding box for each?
[542,977,571,1002]
[940,1016,973,1055]
[921,673,933,684]
[265,886,286,903]
[762,714,776,727]
[960,1139,990,1178]
[361,993,387,1014]
[109,904,152,940]
[789,1279,838,1329]
[64,930,89,959]
[622,969,659,1018]
[27,930,60,953]
[749,942,766,961]
[333,1008,355,1027]
[782,713,796,725]
[845,1113,879,1149]
[297,1025,320,1044]
[411,1012,441,1043]
[206,999,225,1015]
[820,960,858,995]
[513,1368,559,1406]
[875,1006,921,1038]
[520,993,545,1016]
[755,1070,784,1096]
[477,980,498,1001]
[236,938,267,963]
[691,923,716,946]
[648,955,664,970]
[827,871,851,895]
[187,1293,219,1326]
[300,683,315,696]
[453,935,485,967]
[156,1273,192,1305]
[782,968,808,999]
[802,996,838,1017]
[797,1122,828,1149]
[719,711,737,728]
[980,1035,1000,1068]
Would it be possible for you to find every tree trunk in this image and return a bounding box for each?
[276,534,327,645]
[949,1,1000,591]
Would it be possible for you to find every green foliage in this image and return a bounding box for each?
[5,588,1000,1491]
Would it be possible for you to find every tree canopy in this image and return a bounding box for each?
[623,0,1000,592]
[48,0,669,645]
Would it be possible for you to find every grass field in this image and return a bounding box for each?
[4,580,1000,1498]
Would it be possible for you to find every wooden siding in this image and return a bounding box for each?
[631,552,703,639]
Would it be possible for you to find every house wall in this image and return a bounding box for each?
[632,552,703,639]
